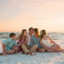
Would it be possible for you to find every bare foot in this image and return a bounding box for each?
[3,53,6,56]
[26,52,34,56]
[29,52,34,56]
[59,49,64,52]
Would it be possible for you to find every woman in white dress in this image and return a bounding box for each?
[40,30,64,52]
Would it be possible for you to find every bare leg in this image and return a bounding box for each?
[55,44,60,49]
[0,46,18,56]
[0,49,16,56]
[6,50,15,54]
[37,48,45,52]
[12,46,19,53]
[45,41,62,52]
[47,45,63,52]
[53,41,61,49]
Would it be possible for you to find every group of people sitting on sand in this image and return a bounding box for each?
[0,27,64,56]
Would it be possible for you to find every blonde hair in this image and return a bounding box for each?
[34,28,39,36]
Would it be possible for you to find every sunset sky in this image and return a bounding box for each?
[0,0,64,32]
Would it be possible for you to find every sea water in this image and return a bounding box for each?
[0,32,64,41]
[0,32,20,41]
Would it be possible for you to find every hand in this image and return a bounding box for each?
[18,44,21,46]
[51,41,56,44]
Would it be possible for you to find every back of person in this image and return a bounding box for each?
[2,38,17,51]
[1,33,18,55]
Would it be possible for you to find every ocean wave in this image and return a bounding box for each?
[0,32,64,41]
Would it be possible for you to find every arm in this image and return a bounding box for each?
[2,40,7,55]
[18,43,21,46]
[48,36,55,43]
[2,44,6,55]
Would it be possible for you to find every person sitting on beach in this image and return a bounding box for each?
[40,30,64,52]
[31,28,45,52]
[17,29,38,55]
[2,33,18,55]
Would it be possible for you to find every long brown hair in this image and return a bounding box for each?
[40,30,46,40]
[34,28,39,36]
[19,29,27,41]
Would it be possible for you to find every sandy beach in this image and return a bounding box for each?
[0,0,64,64]
[0,40,64,64]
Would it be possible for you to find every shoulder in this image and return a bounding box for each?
[8,38,13,41]
[9,38,16,42]
[8,38,12,40]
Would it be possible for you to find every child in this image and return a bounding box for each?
[40,30,64,52]
[2,33,18,55]
[17,29,38,55]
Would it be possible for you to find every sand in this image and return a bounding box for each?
[0,40,64,64]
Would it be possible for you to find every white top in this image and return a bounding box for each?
[42,39,54,47]
[27,33,31,45]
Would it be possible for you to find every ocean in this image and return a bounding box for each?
[0,32,20,41]
[0,32,64,41]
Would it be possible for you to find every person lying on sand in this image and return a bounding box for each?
[1,33,18,55]
[40,30,64,52]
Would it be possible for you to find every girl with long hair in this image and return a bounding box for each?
[18,29,38,55]
[40,30,64,52]
[31,28,45,52]
[17,29,33,55]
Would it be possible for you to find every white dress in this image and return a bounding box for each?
[42,39,54,48]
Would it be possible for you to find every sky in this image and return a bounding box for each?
[0,0,64,32]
